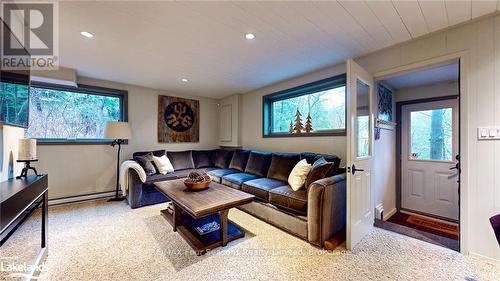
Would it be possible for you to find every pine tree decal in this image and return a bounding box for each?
[289,120,294,134]
[305,112,313,133]
[293,108,303,133]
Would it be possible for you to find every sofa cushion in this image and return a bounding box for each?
[229,150,251,171]
[207,168,239,183]
[242,178,287,201]
[244,151,272,177]
[133,150,166,158]
[305,158,333,189]
[172,168,197,179]
[222,172,259,190]
[301,152,341,176]
[300,152,318,164]
[214,149,234,168]
[200,167,218,173]
[134,153,157,175]
[192,150,215,168]
[167,150,195,170]
[267,153,301,182]
[269,185,308,215]
[144,173,178,185]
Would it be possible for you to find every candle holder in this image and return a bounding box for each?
[16,159,40,179]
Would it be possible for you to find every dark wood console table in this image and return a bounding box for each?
[0,175,48,277]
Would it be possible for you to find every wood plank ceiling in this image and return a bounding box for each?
[58,1,499,98]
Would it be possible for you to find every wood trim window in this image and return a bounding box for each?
[263,74,347,138]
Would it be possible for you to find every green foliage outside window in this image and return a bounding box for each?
[0,82,29,127]
[25,87,121,140]
[271,86,345,133]
[410,108,453,161]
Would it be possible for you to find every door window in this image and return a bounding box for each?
[410,108,453,161]
[356,79,371,157]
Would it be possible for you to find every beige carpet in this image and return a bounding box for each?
[1,199,499,281]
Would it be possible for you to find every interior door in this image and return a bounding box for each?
[401,98,459,221]
[346,59,375,250]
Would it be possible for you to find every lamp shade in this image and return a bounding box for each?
[104,121,132,140]
[18,139,37,160]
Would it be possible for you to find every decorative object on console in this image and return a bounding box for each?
[158,95,199,143]
[293,108,303,133]
[16,139,40,179]
[304,112,313,133]
[289,121,293,134]
[105,121,132,201]
[183,171,211,191]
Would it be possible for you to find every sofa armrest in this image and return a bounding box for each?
[307,173,346,247]
[127,167,145,209]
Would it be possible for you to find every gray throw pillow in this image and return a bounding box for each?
[134,152,157,175]
[305,157,333,189]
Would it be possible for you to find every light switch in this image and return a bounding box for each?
[478,126,500,140]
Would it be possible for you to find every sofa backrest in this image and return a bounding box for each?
[192,150,216,168]
[214,149,234,168]
[166,150,195,170]
[228,150,251,171]
[132,149,166,159]
[244,151,272,178]
[267,153,301,182]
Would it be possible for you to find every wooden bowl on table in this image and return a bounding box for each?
[183,179,211,191]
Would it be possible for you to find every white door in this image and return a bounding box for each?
[401,98,459,221]
[346,59,375,250]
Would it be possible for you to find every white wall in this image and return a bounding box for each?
[35,77,219,199]
[240,63,347,162]
[395,81,458,102]
[356,14,500,260]
[0,125,25,181]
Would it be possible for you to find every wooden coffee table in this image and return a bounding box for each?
[154,179,255,255]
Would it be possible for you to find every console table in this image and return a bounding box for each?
[0,175,48,277]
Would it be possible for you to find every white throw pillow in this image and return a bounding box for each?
[152,155,174,175]
[288,159,312,191]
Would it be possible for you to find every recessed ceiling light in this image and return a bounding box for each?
[80,31,94,38]
[245,33,255,40]
[181,78,188,82]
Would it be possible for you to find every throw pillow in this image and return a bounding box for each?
[152,155,174,175]
[288,159,312,191]
[305,157,333,188]
[134,153,157,175]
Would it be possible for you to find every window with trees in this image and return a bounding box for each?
[24,84,127,143]
[263,74,346,137]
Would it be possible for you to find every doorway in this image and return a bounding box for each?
[373,60,460,251]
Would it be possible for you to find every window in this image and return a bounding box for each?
[25,83,127,143]
[263,74,346,137]
[410,108,453,161]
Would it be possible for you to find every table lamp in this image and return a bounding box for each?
[17,138,40,179]
[105,121,132,201]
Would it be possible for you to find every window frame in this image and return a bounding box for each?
[28,82,128,145]
[262,74,347,138]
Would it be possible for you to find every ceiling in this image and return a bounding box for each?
[382,63,459,89]
[58,1,499,98]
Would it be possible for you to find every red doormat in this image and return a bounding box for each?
[406,215,459,237]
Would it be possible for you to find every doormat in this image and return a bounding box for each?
[406,215,459,237]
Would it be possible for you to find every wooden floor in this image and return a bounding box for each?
[375,212,459,251]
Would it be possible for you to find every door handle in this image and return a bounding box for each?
[350,164,364,175]
[449,163,460,171]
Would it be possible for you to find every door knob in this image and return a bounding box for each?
[351,164,364,175]
[449,163,460,171]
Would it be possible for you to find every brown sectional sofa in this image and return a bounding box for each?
[126,148,346,248]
